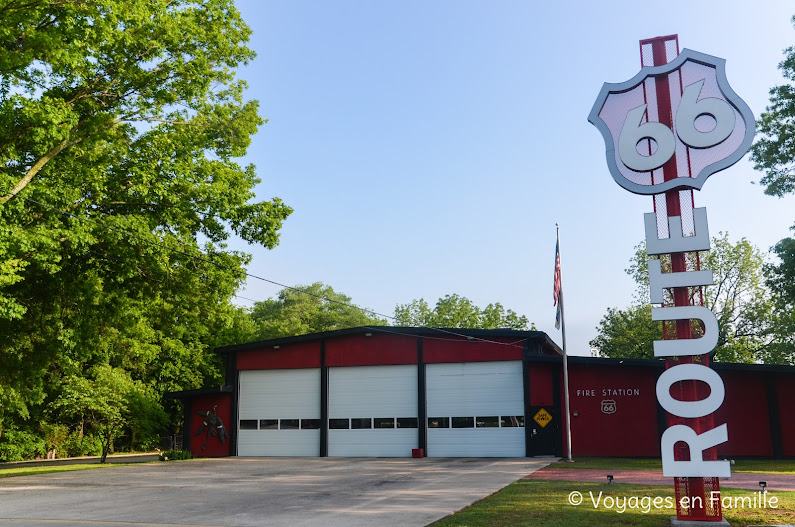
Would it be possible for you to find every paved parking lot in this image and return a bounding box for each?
[0,457,554,527]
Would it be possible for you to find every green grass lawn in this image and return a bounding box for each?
[430,480,795,527]
[552,457,795,475]
[0,463,142,479]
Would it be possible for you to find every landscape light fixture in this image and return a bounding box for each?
[759,481,767,493]
[607,475,614,485]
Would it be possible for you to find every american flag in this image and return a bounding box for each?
[553,233,562,330]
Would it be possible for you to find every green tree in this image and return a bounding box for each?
[750,18,795,365]
[751,15,795,198]
[0,1,290,457]
[761,235,795,365]
[394,294,533,330]
[590,304,662,359]
[250,283,387,340]
[591,235,774,362]
[53,366,135,463]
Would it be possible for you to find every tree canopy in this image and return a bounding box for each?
[591,235,775,362]
[751,15,795,197]
[0,0,290,460]
[750,16,795,365]
[394,294,533,330]
[249,283,387,340]
[589,304,661,360]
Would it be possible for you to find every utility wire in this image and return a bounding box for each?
[3,190,531,348]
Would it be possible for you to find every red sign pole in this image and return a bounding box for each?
[640,35,722,522]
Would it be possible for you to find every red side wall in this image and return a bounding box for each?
[714,371,772,457]
[237,341,321,369]
[189,393,232,457]
[559,363,794,458]
[775,373,795,457]
[566,364,660,457]
[423,338,523,363]
[326,334,417,366]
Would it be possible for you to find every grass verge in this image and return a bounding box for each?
[551,457,795,475]
[430,480,795,527]
[0,463,140,479]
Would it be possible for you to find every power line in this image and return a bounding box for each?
[3,189,531,348]
[232,294,259,303]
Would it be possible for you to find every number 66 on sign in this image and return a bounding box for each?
[588,49,755,196]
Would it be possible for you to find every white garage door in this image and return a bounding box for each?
[329,365,418,457]
[238,369,320,456]
[427,361,525,457]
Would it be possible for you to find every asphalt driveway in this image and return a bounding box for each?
[0,457,554,527]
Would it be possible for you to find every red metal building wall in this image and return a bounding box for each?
[237,341,321,370]
[423,338,523,363]
[565,364,660,457]
[714,371,772,458]
[188,393,233,457]
[775,374,795,457]
[325,333,417,366]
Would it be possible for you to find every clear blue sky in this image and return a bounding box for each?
[229,1,795,355]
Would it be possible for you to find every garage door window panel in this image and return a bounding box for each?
[329,419,349,430]
[476,416,499,428]
[280,419,299,430]
[351,418,372,429]
[500,416,525,427]
[374,418,395,429]
[428,417,450,428]
[452,417,475,428]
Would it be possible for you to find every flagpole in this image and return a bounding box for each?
[557,224,573,463]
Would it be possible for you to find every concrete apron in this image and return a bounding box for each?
[0,456,556,527]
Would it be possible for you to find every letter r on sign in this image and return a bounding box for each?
[661,424,730,477]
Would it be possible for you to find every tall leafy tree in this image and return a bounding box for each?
[394,294,533,330]
[249,283,387,340]
[751,14,795,198]
[590,304,662,360]
[0,1,291,458]
[751,16,795,365]
[761,236,795,365]
[591,235,774,362]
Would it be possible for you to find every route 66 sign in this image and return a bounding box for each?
[601,399,616,415]
[588,49,755,195]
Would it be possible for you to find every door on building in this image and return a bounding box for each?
[426,361,525,457]
[328,364,418,457]
[237,368,321,456]
[527,405,559,456]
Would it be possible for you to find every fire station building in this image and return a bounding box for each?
[169,327,795,459]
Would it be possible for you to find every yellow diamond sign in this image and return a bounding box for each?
[533,408,552,428]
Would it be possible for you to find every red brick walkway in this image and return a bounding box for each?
[525,467,795,491]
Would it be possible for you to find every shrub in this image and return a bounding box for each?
[158,450,193,461]
[0,429,46,461]
[62,432,102,458]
